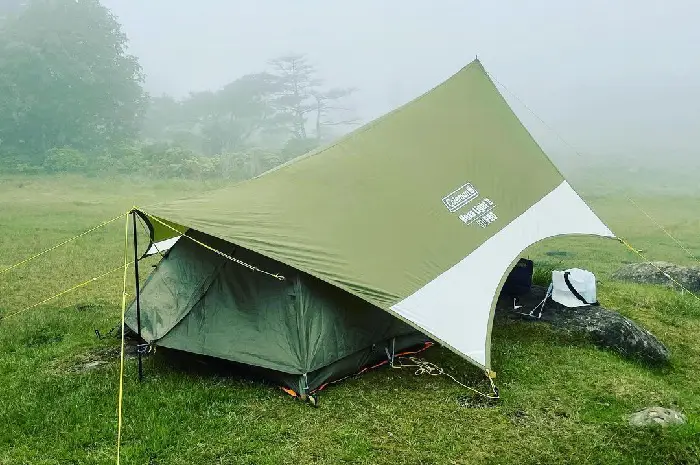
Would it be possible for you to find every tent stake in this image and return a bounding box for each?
[131,210,143,382]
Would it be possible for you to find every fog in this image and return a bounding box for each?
[103,0,700,166]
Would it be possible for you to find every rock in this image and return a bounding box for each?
[628,407,686,427]
[495,285,670,365]
[613,261,700,292]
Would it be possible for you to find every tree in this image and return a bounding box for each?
[141,95,184,141]
[268,54,357,142]
[155,73,288,156]
[310,87,359,142]
[268,54,319,139]
[0,0,145,162]
[202,72,288,154]
[142,72,296,157]
[138,52,359,166]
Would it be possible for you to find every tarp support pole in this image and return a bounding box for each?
[131,210,143,382]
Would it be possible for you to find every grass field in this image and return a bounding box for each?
[1,174,699,464]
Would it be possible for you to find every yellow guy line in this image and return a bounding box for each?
[0,261,133,322]
[142,211,285,281]
[618,237,700,303]
[116,213,130,465]
[624,197,700,264]
[1,212,127,275]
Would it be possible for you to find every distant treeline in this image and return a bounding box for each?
[0,0,357,179]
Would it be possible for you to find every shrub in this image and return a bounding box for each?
[0,147,43,174]
[10,140,297,180]
[43,147,90,173]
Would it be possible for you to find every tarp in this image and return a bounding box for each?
[136,59,614,371]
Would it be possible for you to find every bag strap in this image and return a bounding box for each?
[563,271,598,306]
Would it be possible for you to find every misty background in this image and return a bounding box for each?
[2,0,698,193]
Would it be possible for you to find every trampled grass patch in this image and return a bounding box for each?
[1,175,699,464]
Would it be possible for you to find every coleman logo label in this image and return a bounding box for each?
[442,183,479,212]
[442,181,498,228]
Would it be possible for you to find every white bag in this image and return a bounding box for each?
[551,268,598,307]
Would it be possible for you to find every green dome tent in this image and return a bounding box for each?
[126,59,615,398]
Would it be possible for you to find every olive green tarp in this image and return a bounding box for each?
[126,59,614,389]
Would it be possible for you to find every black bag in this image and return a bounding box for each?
[502,258,533,297]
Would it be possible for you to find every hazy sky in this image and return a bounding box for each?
[103,0,699,163]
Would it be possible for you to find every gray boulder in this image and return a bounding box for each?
[496,285,670,365]
[613,261,700,292]
[628,407,686,427]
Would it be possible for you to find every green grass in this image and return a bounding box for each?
[1,174,699,464]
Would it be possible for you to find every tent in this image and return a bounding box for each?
[126,59,615,398]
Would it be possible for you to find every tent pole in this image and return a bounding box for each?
[131,210,143,382]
